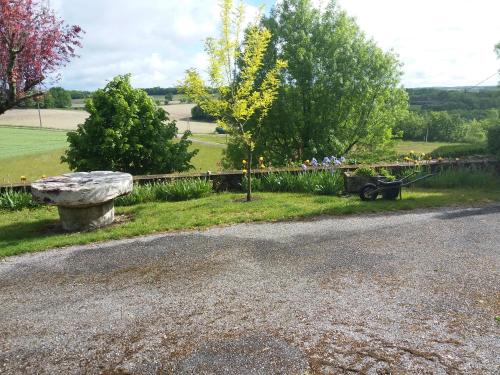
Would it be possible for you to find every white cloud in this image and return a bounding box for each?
[336,0,500,87]
[53,0,500,89]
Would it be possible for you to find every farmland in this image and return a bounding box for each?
[0,102,217,134]
[0,126,224,184]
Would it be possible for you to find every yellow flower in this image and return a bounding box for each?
[259,156,264,162]
[438,157,443,161]
[305,159,310,165]
[20,176,27,181]
[259,164,265,169]
[42,175,47,179]
[410,150,415,154]
[242,169,247,174]
[242,159,247,165]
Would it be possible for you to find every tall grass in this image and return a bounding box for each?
[115,178,213,206]
[243,171,344,195]
[418,167,499,189]
[0,189,40,211]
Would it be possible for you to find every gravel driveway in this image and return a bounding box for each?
[1,205,499,374]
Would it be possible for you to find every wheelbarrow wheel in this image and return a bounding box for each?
[360,183,378,201]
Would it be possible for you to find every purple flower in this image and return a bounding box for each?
[301,164,307,171]
[311,158,318,167]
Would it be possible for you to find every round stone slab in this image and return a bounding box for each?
[32,171,133,208]
[32,172,133,231]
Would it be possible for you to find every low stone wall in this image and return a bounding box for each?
[1,158,499,193]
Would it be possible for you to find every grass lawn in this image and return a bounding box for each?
[191,134,229,145]
[1,188,499,258]
[0,126,67,159]
[0,148,70,184]
[394,141,466,155]
[0,125,224,183]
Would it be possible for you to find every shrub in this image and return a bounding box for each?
[487,125,500,157]
[353,166,377,177]
[378,168,396,181]
[0,189,40,211]
[115,179,213,206]
[63,75,197,175]
[242,171,343,195]
[191,105,216,122]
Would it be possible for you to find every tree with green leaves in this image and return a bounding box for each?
[225,0,407,167]
[181,0,287,201]
[63,75,197,175]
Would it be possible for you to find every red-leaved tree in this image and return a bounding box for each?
[0,0,83,115]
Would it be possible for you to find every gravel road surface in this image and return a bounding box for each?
[1,205,499,374]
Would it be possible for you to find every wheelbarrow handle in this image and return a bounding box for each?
[400,171,419,183]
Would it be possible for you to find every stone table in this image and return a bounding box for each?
[32,171,133,231]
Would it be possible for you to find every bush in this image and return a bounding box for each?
[487,125,500,157]
[0,189,40,211]
[191,105,216,122]
[115,179,213,206]
[242,171,343,195]
[353,166,377,177]
[417,167,500,189]
[63,75,197,175]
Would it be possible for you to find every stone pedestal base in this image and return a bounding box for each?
[58,200,115,232]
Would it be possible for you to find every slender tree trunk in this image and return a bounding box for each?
[246,148,252,202]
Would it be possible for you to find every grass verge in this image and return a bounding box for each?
[1,188,499,258]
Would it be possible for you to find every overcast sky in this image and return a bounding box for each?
[52,0,500,90]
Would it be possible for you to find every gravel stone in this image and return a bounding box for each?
[0,204,499,374]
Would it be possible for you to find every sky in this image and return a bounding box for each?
[51,0,500,90]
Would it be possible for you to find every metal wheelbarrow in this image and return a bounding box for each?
[359,171,435,201]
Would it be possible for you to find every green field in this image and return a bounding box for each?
[0,126,225,183]
[394,141,467,155]
[0,126,67,158]
[0,126,484,184]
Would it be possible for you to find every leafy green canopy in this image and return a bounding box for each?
[63,75,197,175]
[225,0,408,167]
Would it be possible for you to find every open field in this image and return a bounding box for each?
[0,103,217,133]
[0,126,67,158]
[0,126,224,183]
[394,140,467,155]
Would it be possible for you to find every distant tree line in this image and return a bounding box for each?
[17,87,73,109]
[142,87,178,96]
[396,88,500,144]
[408,87,500,111]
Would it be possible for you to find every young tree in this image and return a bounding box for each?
[63,75,197,175]
[0,0,82,115]
[181,0,287,201]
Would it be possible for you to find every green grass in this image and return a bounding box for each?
[395,141,467,155]
[0,126,67,159]
[191,134,229,145]
[0,126,224,183]
[1,188,500,258]
[0,148,70,184]
[189,142,224,172]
